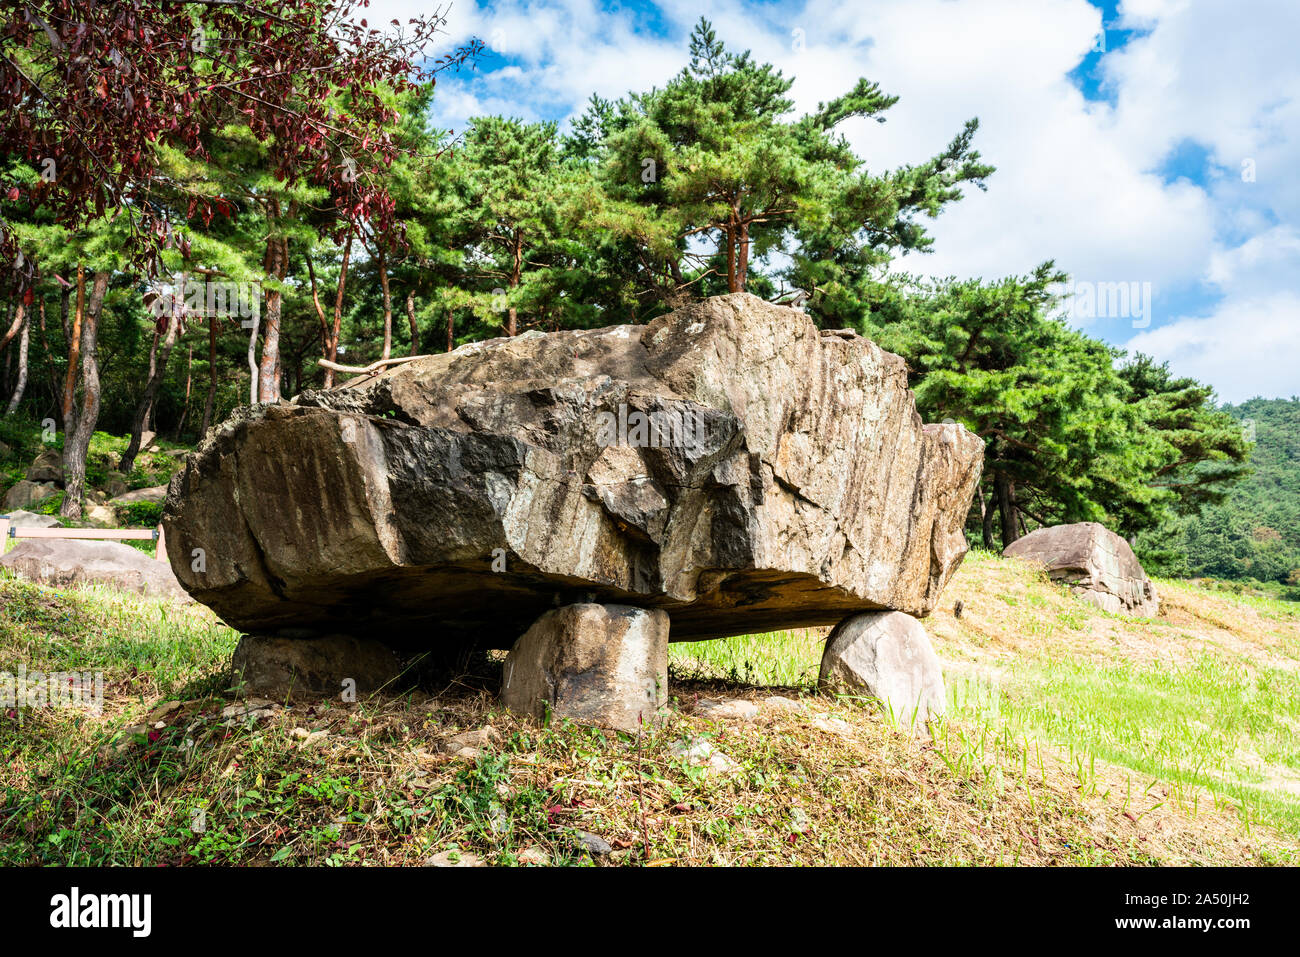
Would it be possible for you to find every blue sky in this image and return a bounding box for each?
[372,0,1300,403]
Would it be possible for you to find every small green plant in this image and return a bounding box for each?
[124,500,165,527]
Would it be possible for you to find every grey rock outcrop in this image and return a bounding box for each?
[25,448,63,484]
[25,444,63,481]
[2,509,60,528]
[1003,522,1159,617]
[109,485,169,506]
[3,479,56,511]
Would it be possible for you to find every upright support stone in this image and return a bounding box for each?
[231,633,407,702]
[502,603,669,732]
[818,610,946,733]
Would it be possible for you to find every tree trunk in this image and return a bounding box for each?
[5,309,29,415]
[378,247,393,360]
[36,299,62,416]
[736,221,750,293]
[0,298,23,354]
[995,470,1019,550]
[200,313,218,437]
[406,290,419,356]
[258,290,281,403]
[120,305,182,474]
[175,345,193,439]
[973,479,991,549]
[724,221,737,293]
[323,229,354,389]
[506,237,521,337]
[61,271,108,520]
[258,236,286,404]
[62,265,84,423]
[447,307,454,352]
[59,282,70,342]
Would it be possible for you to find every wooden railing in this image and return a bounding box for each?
[0,515,168,563]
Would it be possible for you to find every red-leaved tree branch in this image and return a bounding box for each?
[0,0,481,280]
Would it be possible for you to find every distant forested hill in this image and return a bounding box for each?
[1143,397,1300,588]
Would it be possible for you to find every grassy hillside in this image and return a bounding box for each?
[2,551,1298,866]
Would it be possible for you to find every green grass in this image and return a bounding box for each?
[0,575,238,694]
[667,559,1300,837]
[948,656,1300,834]
[2,568,1298,865]
[676,630,1300,834]
[669,629,823,687]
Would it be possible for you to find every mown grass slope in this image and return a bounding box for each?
[1,549,1297,866]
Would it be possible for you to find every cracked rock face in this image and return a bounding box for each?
[162,293,983,647]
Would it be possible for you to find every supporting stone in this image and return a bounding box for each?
[818,611,946,733]
[501,603,669,732]
[231,633,407,702]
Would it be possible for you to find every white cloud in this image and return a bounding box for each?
[363,0,1297,399]
[1127,293,1300,403]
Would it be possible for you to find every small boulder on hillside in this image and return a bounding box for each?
[0,538,191,603]
[2,479,56,511]
[819,610,947,733]
[1003,521,1159,617]
[84,504,119,528]
[24,448,63,485]
[109,484,169,506]
[2,509,60,528]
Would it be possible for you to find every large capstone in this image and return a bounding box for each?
[1003,521,1159,617]
[163,293,983,648]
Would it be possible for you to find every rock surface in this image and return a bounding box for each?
[1003,522,1159,617]
[423,850,484,868]
[163,293,982,646]
[110,484,169,506]
[84,504,119,527]
[2,509,60,528]
[694,698,760,721]
[3,479,56,511]
[501,603,668,731]
[0,538,191,602]
[25,448,63,484]
[230,633,408,701]
[669,736,741,774]
[818,610,947,731]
